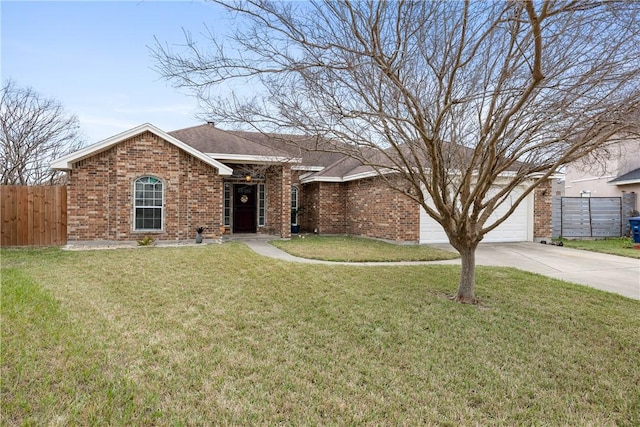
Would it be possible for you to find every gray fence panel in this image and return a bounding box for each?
[556,197,622,238]
[562,198,591,237]
[589,197,621,237]
[553,193,637,238]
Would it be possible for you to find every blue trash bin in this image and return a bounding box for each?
[630,217,640,243]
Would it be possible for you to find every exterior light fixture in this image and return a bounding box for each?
[245,174,252,182]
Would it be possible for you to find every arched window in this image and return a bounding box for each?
[291,185,299,226]
[134,176,163,231]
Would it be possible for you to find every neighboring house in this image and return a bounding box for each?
[564,137,640,200]
[51,123,553,244]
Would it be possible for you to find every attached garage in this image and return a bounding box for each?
[419,186,534,244]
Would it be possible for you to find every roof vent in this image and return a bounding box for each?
[207,121,215,126]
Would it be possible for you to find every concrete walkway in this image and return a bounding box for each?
[242,239,640,300]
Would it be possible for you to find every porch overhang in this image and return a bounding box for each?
[206,153,302,164]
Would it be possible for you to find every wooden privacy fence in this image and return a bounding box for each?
[1,185,67,247]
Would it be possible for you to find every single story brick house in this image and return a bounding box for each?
[52,122,552,244]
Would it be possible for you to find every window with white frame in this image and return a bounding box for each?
[291,185,299,226]
[223,182,231,227]
[258,183,266,226]
[134,176,163,231]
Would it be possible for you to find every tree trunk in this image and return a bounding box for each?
[454,243,479,304]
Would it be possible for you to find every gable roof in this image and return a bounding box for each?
[608,167,640,185]
[169,124,300,164]
[299,148,380,183]
[51,123,233,175]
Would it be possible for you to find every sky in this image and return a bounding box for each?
[1,0,231,144]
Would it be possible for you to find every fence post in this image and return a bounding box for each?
[622,192,637,236]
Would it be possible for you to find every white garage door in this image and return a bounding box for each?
[420,187,533,244]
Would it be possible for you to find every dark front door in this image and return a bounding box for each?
[233,184,257,233]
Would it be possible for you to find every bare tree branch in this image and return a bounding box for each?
[152,0,640,302]
[1,80,85,185]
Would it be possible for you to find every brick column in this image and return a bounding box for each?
[534,179,553,241]
[280,165,292,238]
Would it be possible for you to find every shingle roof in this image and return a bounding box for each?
[170,124,527,183]
[169,124,296,162]
[171,125,365,180]
[228,131,348,168]
[608,167,640,185]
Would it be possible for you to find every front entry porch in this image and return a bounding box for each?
[221,164,293,239]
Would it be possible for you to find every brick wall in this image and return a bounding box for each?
[533,179,552,241]
[296,181,348,234]
[264,165,291,238]
[67,131,223,241]
[345,177,420,243]
[296,175,420,242]
[317,183,347,234]
[299,181,320,233]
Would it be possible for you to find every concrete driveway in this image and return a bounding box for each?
[245,239,640,300]
[436,242,640,300]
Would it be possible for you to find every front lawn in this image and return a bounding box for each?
[2,245,639,425]
[557,237,640,259]
[271,235,459,261]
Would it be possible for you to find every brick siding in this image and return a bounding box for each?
[345,177,420,243]
[67,142,548,244]
[533,179,553,241]
[264,165,291,238]
[295,174,420,243]
[67,131,224,241]
[298,181,320,233]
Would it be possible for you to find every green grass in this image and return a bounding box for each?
[1,259,139,425]
[271,235,460,262]
[558,237,640,259]
[2,244,639,425]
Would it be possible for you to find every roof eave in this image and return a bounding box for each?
[608,179,640,186]
[300,170,382,184]
[299,175,344,184]
[292,165,324,171]
[526,171,565,180]
[205,153,302,164]
[300,168,554,184]
[342,171,380,182]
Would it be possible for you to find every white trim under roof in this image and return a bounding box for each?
[343,170,384,182]
[527,172,565,180]
[300,176,344,183]
[205,153,302,164]
[301,167,555,184]
[300,170,385,184]
[292,165,324,171]
[51,123,233,176]
[608,178,640,186]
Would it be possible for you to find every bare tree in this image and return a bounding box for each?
[1,80,85,185]
[153,1,640,303]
